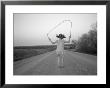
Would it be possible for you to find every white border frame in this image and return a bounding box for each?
[5,5,106,84]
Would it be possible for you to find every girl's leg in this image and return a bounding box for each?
[56,52,60,67]
[58,53,64,68]
[57,55,60,67]
[56,51,64,68]
[61,52,64,67]
[57,54,63,67]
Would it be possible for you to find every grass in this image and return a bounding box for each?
[66,48,97,56]
[64,44,97,56]
[14,45,56,61]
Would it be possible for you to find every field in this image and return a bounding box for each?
[14,45,56,61]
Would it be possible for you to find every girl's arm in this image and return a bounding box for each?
[64,35,71,43]
[47,34,57,44]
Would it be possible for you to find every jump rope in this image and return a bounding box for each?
[47,20,72,38]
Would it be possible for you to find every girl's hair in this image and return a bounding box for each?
[56,34,66,39]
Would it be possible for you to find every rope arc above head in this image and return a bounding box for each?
[47,20,72,35]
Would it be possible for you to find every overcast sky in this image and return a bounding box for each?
[14,13,97,46]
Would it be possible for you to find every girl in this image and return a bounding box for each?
[47,33,71,68]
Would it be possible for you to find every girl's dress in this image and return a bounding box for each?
[56,39,64,55]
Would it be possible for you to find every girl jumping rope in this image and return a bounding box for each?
[47,33,71,68]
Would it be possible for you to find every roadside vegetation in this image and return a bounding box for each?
[70,23,97,55]
[14,45,56,61]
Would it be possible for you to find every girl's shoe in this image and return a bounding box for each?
[58,65,64,68]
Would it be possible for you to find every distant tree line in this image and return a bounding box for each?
[72,23,97,55]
